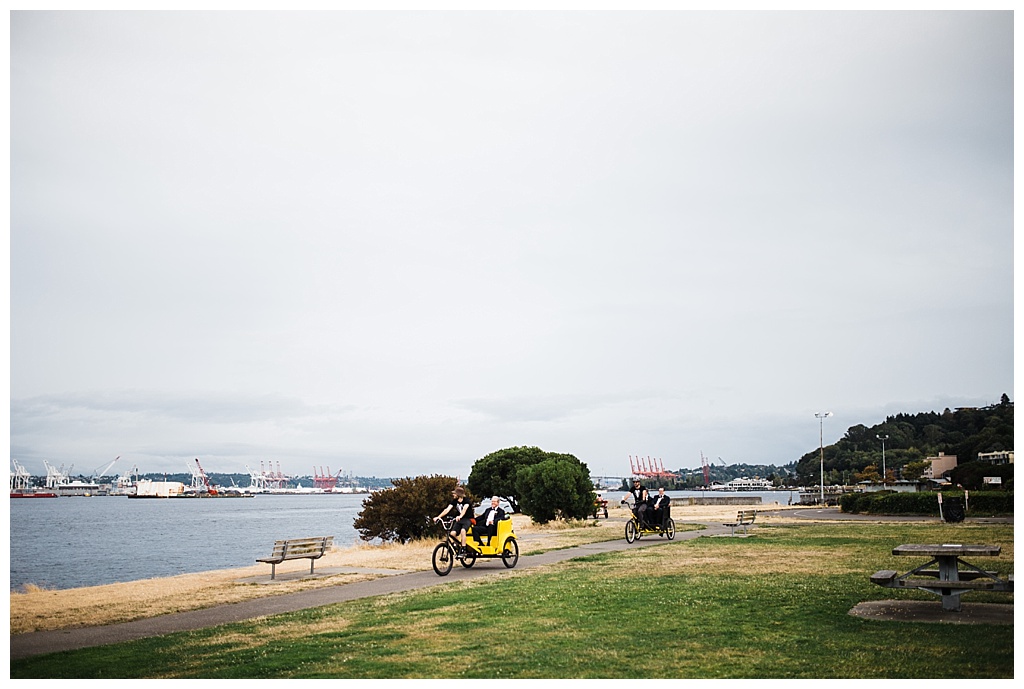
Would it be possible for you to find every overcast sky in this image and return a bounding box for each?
[8,11,1014,481]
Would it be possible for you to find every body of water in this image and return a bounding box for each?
[9,493,368,591]
[9,489,802,591]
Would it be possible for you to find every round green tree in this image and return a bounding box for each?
[514,456,595,524]
[467,446,551,512]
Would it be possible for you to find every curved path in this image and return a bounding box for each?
[11,521,730,660]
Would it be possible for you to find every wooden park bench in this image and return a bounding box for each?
[723,509,757,536]
[257,536,334,580]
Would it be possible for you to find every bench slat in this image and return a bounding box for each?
[871,570,898,585]
[912,569,999,581]
[897,578,1014,591]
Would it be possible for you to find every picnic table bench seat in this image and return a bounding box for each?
[257,535,334,580]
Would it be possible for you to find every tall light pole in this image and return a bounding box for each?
[816,412,833,504]
[877,434,889,485]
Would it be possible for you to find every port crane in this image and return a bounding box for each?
[11,459,32,491]
[44,460,72,489]
[628,455,678,479]
[92,456,120,480]
[313,466,342,491]
[194,458,218,495]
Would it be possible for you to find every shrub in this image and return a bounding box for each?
[515,457,595,524]
[353,475,476,544]
[838,490,1013,516]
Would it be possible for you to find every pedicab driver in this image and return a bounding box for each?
[623,479,649,526]
[434,486,472,554]
[476,496,506,545]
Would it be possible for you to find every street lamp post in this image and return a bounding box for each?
[877,434,889,485]
[815,412,833,504]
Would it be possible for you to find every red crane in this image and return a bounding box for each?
[194,458,218,496]
[629,455,678,479]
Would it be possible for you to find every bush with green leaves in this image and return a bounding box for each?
[353,475,476,543]
[514,456,595,524]
[839,489,1013,516]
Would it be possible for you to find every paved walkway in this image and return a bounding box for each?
[11,521,730,660]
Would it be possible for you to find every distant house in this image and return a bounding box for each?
[923,452,957,479]
[977,450,1014,465]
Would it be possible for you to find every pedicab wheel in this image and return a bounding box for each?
[502,537,519,568]
[625,520,638,543]
[460,548,477,568]
[666,518,676,540]
[432,542,454,576]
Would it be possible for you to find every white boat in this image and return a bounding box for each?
[57,480,105,496]
[711,477,773,491]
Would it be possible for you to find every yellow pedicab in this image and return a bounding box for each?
[432,514,520,576]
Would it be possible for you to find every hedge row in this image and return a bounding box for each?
[839,490,1014,516]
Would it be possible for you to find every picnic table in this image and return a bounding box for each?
[870,543,1013,612]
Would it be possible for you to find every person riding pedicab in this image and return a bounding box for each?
[434,486,473,555]
[475,496,506,546]
[650,486,671,529]
[622,479,650,527]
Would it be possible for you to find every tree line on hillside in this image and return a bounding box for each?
[794,394,1013,487]
[633,462,797,490]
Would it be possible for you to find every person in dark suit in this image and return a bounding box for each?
[650,486,671,528]
[475,496,506,545]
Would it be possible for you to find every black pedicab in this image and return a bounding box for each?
[621,496,675,543]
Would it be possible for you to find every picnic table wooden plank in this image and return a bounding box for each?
[892,544,1001,557]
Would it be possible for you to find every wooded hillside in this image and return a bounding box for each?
[794,394,1013,486]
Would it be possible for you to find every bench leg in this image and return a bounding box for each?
[310,559,315,575]
[941,590,965,612]
[270,563,276,580]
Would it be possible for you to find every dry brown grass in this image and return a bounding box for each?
[10,504,808,635]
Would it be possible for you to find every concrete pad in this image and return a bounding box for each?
[236,566,411,585]
[849,599,1013,625]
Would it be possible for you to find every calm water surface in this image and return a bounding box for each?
[9,489,800,591]
[9,493,368,591]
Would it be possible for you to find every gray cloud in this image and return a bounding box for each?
[9,11,1013,478]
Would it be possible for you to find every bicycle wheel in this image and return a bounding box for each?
[502,537,519,568]
[460,548,477,568]
[625,520,638,543]
[432,542,454,576]
[666,518,676,540]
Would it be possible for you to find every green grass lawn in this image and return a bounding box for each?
[12,521,1014,679]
